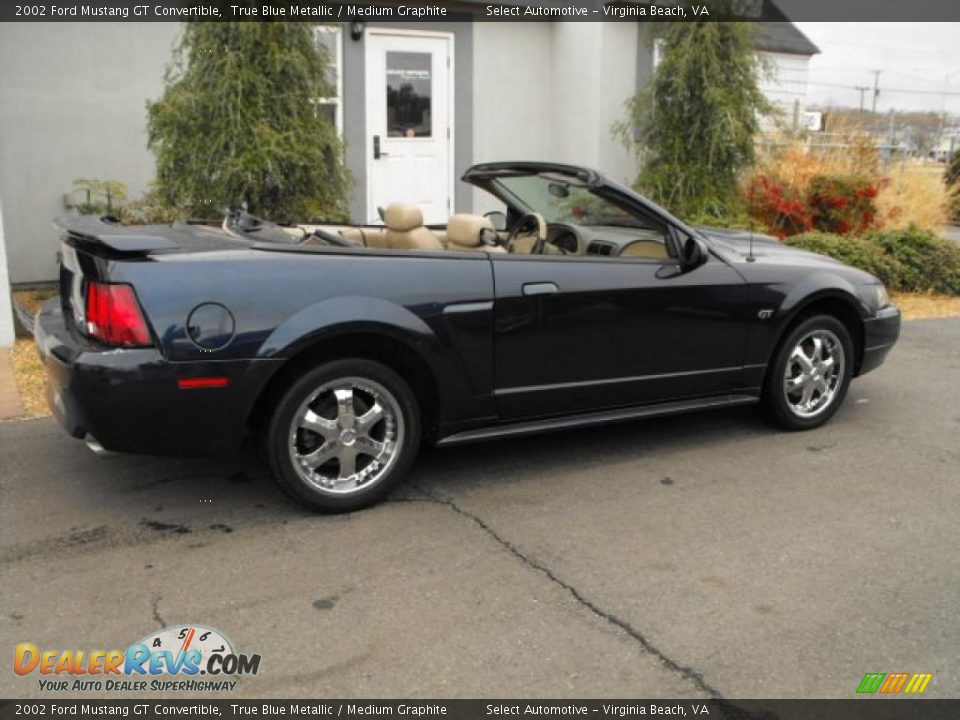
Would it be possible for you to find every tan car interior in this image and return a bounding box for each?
[619,239,669,259]
[303,202,668,259]
[307,203,503,253]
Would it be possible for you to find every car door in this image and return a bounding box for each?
[491,249,751,420]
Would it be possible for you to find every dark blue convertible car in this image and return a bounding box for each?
[36,162,900,511]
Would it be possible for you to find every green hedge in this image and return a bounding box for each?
[786,226,960,296]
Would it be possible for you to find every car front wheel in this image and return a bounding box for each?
[761,315,854,430]
[265,358,421,512]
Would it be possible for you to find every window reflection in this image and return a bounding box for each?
[386,52,432,138]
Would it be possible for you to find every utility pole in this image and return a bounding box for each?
[871,70,882,116]
[855,86,869,113]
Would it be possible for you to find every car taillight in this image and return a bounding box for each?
[84,282,152,346]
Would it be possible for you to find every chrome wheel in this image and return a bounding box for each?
[288,377,404,495]
[783,329,845,419]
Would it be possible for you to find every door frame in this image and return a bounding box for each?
[364,27,455,224]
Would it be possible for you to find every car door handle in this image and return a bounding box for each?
[522,282,559,297]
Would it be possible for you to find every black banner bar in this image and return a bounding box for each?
[3,700,960,720]
[2,0,960,23]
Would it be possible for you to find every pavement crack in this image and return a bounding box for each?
[410,484,724,700]
[151,595,165,629]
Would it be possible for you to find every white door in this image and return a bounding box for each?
[365,31,453,225]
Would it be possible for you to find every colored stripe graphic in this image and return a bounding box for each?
[879,673,909,693]
[857,673,885,694]
[904,673,933,694]
[857,672,933,694]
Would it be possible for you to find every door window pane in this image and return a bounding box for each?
[386,52,432,138]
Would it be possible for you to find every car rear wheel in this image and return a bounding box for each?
[761,315,854,430]
[265,358,420,512]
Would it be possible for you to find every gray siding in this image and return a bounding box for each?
[0,22,180,284]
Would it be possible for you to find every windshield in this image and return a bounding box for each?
[494,174,649,228]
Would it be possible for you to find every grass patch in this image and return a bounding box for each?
[891,292,960,320]
[10,338,50,418]
[12,288,57,316]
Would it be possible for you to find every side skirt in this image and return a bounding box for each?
[435,393,759,447]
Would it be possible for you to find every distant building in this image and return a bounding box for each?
[933,128,960,162]
[753,22,820,128]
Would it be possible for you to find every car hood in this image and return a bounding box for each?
[697,227,878,283]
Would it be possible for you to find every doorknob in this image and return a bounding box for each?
[522,282,559,297]
[373,135,389,159]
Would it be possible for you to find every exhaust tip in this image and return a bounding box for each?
[84,435,110,456]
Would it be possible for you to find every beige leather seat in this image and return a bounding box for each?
[446,214,506,253]
[384,204,443,251]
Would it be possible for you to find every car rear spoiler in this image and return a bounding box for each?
[55,215,180,253]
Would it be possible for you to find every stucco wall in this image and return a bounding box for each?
[591,22,641,186]
[0,22,180,284]
[471,22,643,214]
[471,22,554,214]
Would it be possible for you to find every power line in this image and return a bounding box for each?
[806,80,960,97]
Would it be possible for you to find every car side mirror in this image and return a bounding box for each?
[484,211,507,232]
[679,235,707,271]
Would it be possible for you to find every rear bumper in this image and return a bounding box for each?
[858,305,901,376]
[35,300,281,456]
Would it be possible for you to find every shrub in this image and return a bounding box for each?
[617,19,773,220]
[877,162,949,231]
[71,179,129,219]
[947,150,960,187]
[749,138,948,235]
[147,23,349,221]
[947,151,960,223]
[124,185,182,225]
[745,173,882,238]
[786,226,960,295]
[807,175,880,234]
[745,173,811,237]
[867,226,960,294]
[785,232,900,286]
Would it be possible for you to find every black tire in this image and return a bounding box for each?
[265,358,421,512]
[760,314,854,431]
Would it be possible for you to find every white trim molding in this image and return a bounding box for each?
[0,200,15,348]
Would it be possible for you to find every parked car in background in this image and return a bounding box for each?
[35,162,900,512]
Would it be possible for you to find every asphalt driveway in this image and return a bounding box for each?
[1,318,958,699]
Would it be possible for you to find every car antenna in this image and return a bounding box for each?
[746,173,757,263]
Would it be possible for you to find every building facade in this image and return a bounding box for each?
[0,18,816,285]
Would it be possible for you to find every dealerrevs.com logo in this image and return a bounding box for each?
[14,626,261,693]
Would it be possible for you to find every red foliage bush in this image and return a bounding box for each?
[746,173,884,238]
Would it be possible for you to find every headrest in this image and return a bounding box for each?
[447,214,495,248]
[384,203,423,232]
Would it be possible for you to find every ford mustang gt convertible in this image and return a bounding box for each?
[35,162,900,512]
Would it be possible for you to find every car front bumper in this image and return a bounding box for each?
[858,305,901,376]
[35,300,281,456]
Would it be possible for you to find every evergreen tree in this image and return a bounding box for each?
[947,150,960,223]
[622,21,774,220]
[147,22,349,221]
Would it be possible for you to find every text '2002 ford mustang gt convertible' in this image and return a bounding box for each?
[35,162,900,512]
